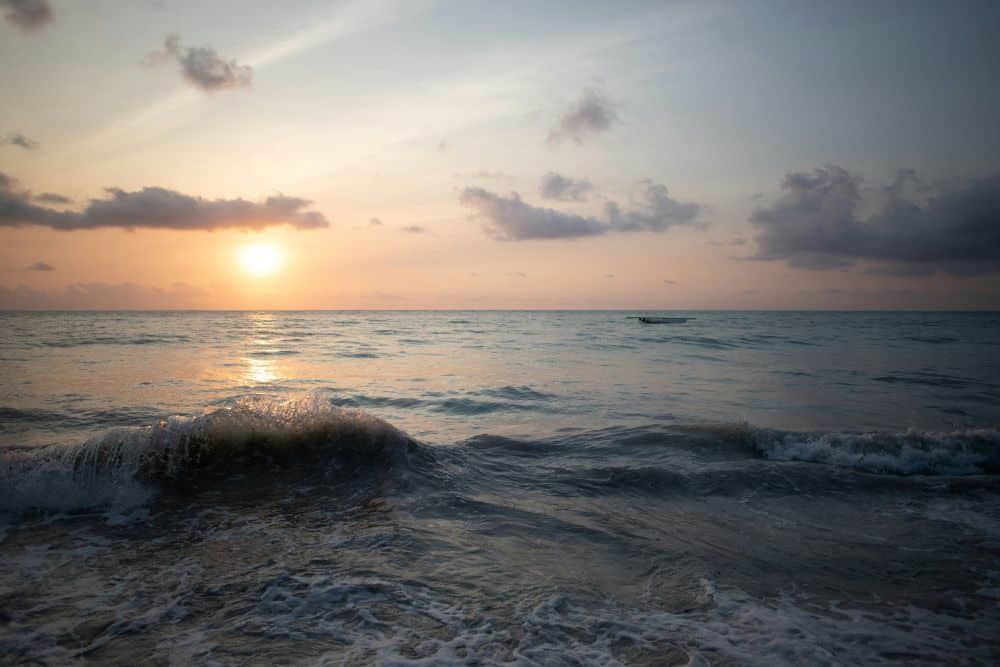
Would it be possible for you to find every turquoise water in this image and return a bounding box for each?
[1,311,999,664]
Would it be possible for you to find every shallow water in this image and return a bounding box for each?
[1,311,999,664]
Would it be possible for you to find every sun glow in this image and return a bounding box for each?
[240,244,281,277]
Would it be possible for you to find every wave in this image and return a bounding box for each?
[0,394,418,515]
[327,386,556,415]
[750,427,1000,476]
[3,393,997,517]
[873,371,979,389]
[37,334,192,348]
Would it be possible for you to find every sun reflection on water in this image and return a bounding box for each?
[243,313,282,384]
[245,357,279,384]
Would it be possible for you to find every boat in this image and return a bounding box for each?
[631,316,693,324]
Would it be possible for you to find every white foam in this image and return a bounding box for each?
[314,579,996,666]
[751,427,1000,475]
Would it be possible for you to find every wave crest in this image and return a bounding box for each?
[0,394,417,515]
[751,427,1000,476]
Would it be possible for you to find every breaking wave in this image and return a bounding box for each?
[750,427,1000,476]
[0,394,419,515]
[3,393,998,517]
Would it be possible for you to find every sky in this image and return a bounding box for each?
[1,0,998,310]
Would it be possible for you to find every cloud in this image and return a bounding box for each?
[460,179,699,241]
[547,89,618,145]
[25,261,53,271]
[0,282,210,310]
[0,172,328,231]
[605,273,615,279]
[34,192,71,204]
[663,279,677,285]
[369,217,383,226]
[539,172,593,201]
[400,225,425,233]
[506,272,527,278]
[3,133,38,150]
[707,236,747,248]
[1,0,52,31]
[147,34,252,92]
[749,166,1000,275]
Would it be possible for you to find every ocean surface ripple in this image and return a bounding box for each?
[1,311,999,664]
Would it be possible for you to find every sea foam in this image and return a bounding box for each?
[751,427,1000,475]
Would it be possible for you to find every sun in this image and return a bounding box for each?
[240,244,281,277]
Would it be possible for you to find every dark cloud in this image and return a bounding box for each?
[1,0,52,31]
[539,172,593,201]
[663,279,677,285]
[147,34,252,92]
[605,273,615,279]
[750,166,1000,275]
[3,133,38,150]
[461,179,700,241]
[461,188,605,240]
[400,225,425,233]
[0,172,328,231]
[547,89,618,145]
[369,217,384,226]
[25,261,53,271]
[34,192,71,204]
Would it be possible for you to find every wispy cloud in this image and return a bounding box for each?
[400,224,426,233]
[91,0,433,152]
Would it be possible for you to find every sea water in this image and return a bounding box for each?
[1,311,998,664]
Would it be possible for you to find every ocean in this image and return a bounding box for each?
[1,310,999,665]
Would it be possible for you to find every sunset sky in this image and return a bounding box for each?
[1,0,998,309]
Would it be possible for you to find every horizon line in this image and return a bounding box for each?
[1,308,997,314]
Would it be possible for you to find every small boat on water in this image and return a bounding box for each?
[629,316,693,324]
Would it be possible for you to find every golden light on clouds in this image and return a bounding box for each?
[240,244,282,277]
